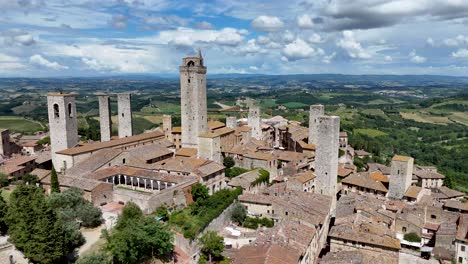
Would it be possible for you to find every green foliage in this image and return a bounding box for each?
[404,232,421,243]
[251,169,270,187]
[0,192,8,235]
[191,183,209,202]
[199,231,224,262]
[106,203,174,263]
[78,117,101,141]
[36,136,50,146]
[6,184,67,263]
[353,157,366,172]
[155,205,169,221]
[51,167,60,193]
[76,251,112,264]
[243,217,274,229]
[223,156,235,169]
[339,149,345,157]
[225,167,249,178]
[48,187,102,228]
[22,173,39,185]
[0,173,9,188]
[170,188,243,240]
[231,203,247,225]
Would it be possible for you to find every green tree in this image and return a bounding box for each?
[37,136,50,146]
[199,231,224,263]
[0,173,9,188]
[231,204,246,225]
[0,191,8,235]
[51,167,60,193]
[6,184,67,263]
[22,174,39,185]
[156,205,169,221]
[106,203,174,263]
[223,156,235,169]
[76,251,112,264]
[191,183,209,202]
[404,232,421,243]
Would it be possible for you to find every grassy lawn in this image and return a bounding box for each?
[400,112,451,125]
[354,128,387,137]
[0,116,43,133]
[259,98,276,108]
[361,109,389,119]
[449,112,468,126]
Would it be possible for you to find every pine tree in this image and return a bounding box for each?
[51,167,60,193]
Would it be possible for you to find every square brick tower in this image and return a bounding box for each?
[388,155,414,199]
[117,93,133,138]
[180,49,208,148]
[308,104,325,146]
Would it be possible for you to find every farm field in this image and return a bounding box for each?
[0,116,44,133]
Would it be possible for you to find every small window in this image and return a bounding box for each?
[402,227,407,233]
[53,104,59,118]
[68,103,73,117]
[122,158,126,164]
[462,245,466,252]
[188,79,190,83]
[431,214,437,220]
[285,211,288,216]
[122,112,124,117]
[459,257,462,263]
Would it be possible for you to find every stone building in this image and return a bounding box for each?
[315,115,340,214]
[198,133,221,163]
[180,49,208,148]
[387,155,414,200]
[47,93,79,171]
[308,104,324,146]
[248,106,262,140]
[162,115,173,142]
[226,116,237,129]
[0,129,13,157]
[413,165,445,189]
[117,93,133,138]
[455,214,468,264]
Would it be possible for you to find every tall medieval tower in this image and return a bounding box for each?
[47,93,78,171]
[309,104,324,146]
[180,49,208,148]
[388,155,414,199]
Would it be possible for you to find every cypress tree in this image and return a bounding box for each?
[51,167,60,193]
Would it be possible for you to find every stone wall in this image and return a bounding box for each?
[248,106,261,140]
[308,104,324,146]
[388,157,414,199]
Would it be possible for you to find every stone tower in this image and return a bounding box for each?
[98,95,112,142]
[162,115,173,142]
[388,155,414,199]
[309,104,325,146]
[226,116,237,129]
[117,93,133,138]
[47,93,78,170]
[198,133,221,163]
[180,49,208,148]
[315,115,340,215]
[0,129,12,157]
[248,106,262,140]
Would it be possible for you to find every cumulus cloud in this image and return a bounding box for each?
[282,38,315,61]
[409,50,426,63]
[308,33,323,43]
[452,49,468,58]
[29,54,68,70]
[336,31,371,59]
[238,39,266,55]
[426,37,435,47]
[0,53,26,73]
[251,16,284,32]
[109,14,127,30]
[158,27,247,47]
[443,35,468,46]
[2,29,35,46]
[384,55,393,62]
[197,21,213,29]
[297,14,314,28]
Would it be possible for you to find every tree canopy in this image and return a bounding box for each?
[50,167,60,193]
[199,231,224,263]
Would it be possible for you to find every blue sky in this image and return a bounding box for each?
[1,0,468,77]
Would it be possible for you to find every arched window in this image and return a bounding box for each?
[402,227,407,233]
[187,60,195,67]
[68,103,73,117]
[53,104,59,118]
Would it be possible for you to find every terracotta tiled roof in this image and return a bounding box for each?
[208,120,225,130]
[414,169,445,179]
[23,141,38,147]
[342,172,388,193]
[290,171,315,183]
[244,151,275,161]
[42,175,107,191]
[172,127,182,133]
[329,223,400,250]
[456,214,468,242]
[56,131,165,156]
[392,155,412,162]
[404,186,422,199]
[444,200,468,212]
[370,171,389,183]
[436,186,465,199]
[175,148,197,157]
[30,168,51,180]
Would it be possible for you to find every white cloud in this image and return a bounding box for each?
[0,53,26,73]
[29,54,68,70]
[2,29,35,46]
[249,65,259,70]
[384,55,393,62]
[308,33,323,43]
[251,16,284,32]
[158,27,246,47]
[197,21,213,29]
[322,52,336,64]
[409,50,426,63]
[282,38,315,61]
[297,14,314,29]
[337,31,372,59]
[452,49,468,58]
[426,37,435,46]
[109,14,127,30]
[238,39,265,55]
[443,35,468,46]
